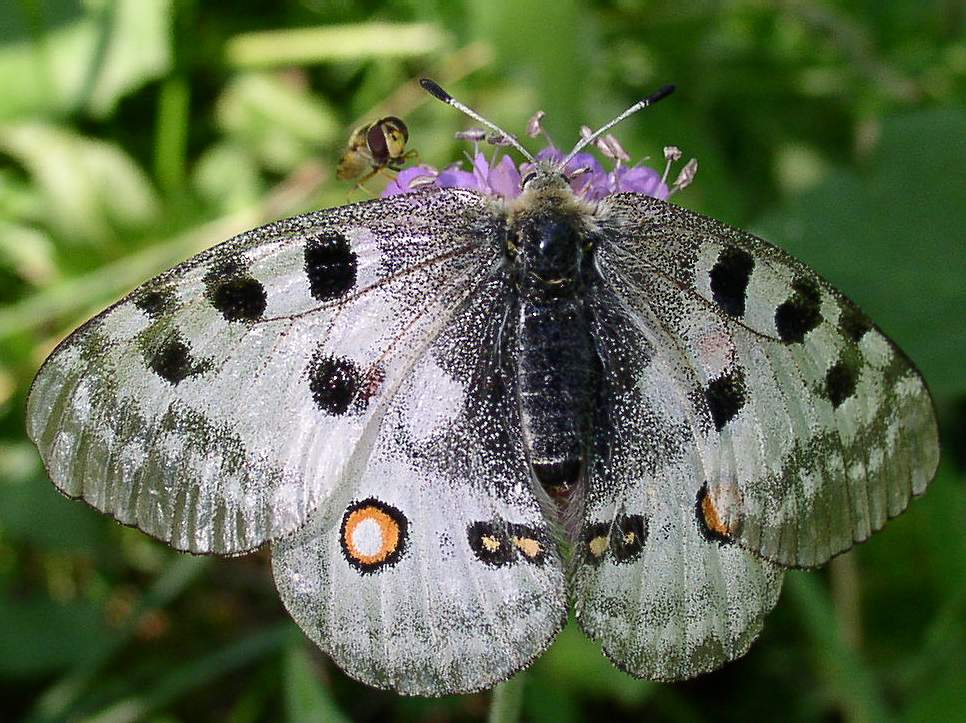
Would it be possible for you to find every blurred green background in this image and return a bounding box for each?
[1,1,963,721]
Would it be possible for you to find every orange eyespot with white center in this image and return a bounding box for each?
[340,498,408,573]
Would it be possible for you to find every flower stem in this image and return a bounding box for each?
[487,673,527,723]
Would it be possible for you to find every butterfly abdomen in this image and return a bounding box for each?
[515,295,598,497]
[506,192,601,500]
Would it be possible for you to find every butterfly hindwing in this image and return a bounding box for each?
[27,189,500,554]
[592,194,939,568]
[571,288,784,680]
[272,272,566,695]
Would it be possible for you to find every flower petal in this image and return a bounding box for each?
[381,165,438,197]
[613,165,669,199]
[487,155,522,199]
[437,165,478,189]
[471,152,491,190]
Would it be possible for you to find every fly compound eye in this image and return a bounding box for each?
[366,122,391,165]
[380,116,409,155]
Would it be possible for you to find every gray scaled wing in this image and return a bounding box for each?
[587,193,939,569]
[572,277,784,681]
[27,190,504,554]
[271,270,566,695]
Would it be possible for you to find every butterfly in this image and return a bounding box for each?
[26,78,939,696]
[336,115,416,186]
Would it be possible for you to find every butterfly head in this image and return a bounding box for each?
[520,162,569,193]
[408,78,686,205]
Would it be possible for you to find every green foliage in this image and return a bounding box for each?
[0,1,962,721]
[753,109,966,398]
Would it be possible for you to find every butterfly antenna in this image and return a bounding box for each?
[419,78,536,163]
[561,84,676,166]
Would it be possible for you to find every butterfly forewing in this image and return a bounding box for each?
[593,194,939,568]
[27,189,499,554]
[272,271,566,695]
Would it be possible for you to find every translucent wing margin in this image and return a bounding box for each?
[27,189,500,555]
[272,273,566,695]
[592,194,939,568]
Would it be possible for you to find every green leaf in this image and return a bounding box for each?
[153,75,190,196]
[283,642,350,723]
[488,673,527,723]
[216,73,340,174]
[752,108,966,399]
[529,619,654,707]
[192,142,264,213]
[900,665,966,723]
[77,625,293,723]
[225,22,446,68]
[0,220,57,285]
[467,0,588,140]
[28,556,211,723]
[0,447,106,553]
[0,123,160,245]
[0,0,172,120]
[786,571,893,723]
[0,596,111,677]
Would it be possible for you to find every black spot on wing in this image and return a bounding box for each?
[467,520,515,567]
[824,354,861,408]
[839,304,873,343]
[610,513,648,563]
[135,287,176,319]
[709,246,755,317]
[304,232,357,301]
[146,333,211,385]
[204,258,266,322]
[705,367,746,431]
[306,349,363,415]
[775,277,822,343]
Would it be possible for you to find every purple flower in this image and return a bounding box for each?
[382,165,439,196]
[485,155,522,199]
[612,166,669,199]
[436,164,476,189]
[380,121,695,202]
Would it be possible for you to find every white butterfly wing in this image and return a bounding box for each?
[272,273,566,695]
[592,194,939,568]
[572,289,784,680]
[27,189,500,554]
